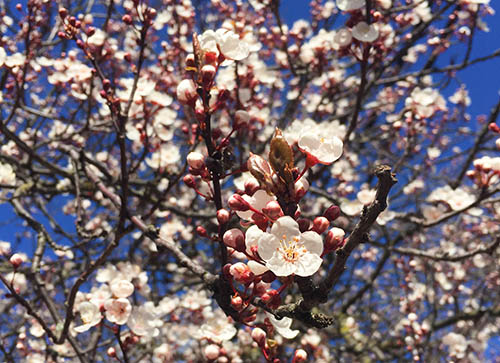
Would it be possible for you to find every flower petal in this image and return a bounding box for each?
[258,234,280,261]
[245,225,264,255]
[266,253,297,276]
[270,216,300,240]
[300,231,323,255]
[294,252,323,277]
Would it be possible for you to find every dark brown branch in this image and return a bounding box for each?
[272,165,397,328]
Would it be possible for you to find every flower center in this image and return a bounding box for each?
[278,234,307,263]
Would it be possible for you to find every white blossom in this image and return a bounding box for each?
[258,216,323,277]
[74,302,101,333]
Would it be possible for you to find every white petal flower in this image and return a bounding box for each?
[337,0,366,11]
[258,216,323,277]
[236,189,276,221]
[266,312,299,339]
[298,132,343,165]
[128,305,158,337]
[104,298,132,325]
[74,302,101,333]
[200,311,237,343]
[110,279,134,298]
[218,30,250,61]
[199,29,250,62]
[352,22,379,42]
[245,224,265,255]
[334,28,353,47]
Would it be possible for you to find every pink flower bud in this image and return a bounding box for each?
[262,200,282,220]
[147,8,157,19]
[244,178,260,195]
[323,205,341,222]
[231,295,243,311]
[489,122,500,133]
[229,262,254,284]
[217,209,230,225]
[201,64,216,87]
[312,216,330,234]
[186,152,205,170]
[297,218,311,233]
[122,14,132,25]
[247,153,272,184]
[204,344,220,360]
[59,7,68,19]
[196,226,207,237]
[183,174,196,188]
[223,228,246,252]
[234,110,250,129]
[228,194,250,211]
[9,253,23,268]
[176,79,198,105]
[292,349,308,363]
[185,54,196,68]
[251,327,267,346]
[107,347,116,358]
[325,227,345,252]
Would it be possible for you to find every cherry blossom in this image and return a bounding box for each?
[104,298,132,325]
[298,132,343,166]
[337,0,366,11]
[74,302,102,333]
[258,216,323,277]
[266,312,299,339]
[352,22,379,43]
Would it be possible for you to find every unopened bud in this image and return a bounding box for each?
[323,205,341,222]
[228,194,250,212]
[183,174,196,188]
[292,349,308,363]
[247,153,272,186]
[262,200,282,220]
[251,327,266,346]
[217,209,230,225]
[86,26,95,37]
[147,8,157,19]
[201,64,216,88]
[231,295,243,310]
[10,253,23,268]
[243,179,259,196]
[312,216,330,234]
[122,14,133,25]
[107,347,116,358]
[196,225,207,237]
[204,344,220,360]
[223,228,246,252]
[325,227,345,252]
[229,262,254,284]
[489,123,500,133]
[59,7,68,19]
[187,151,205,170]
[496,138,500,150]
[294,178,309,200]
[176,79,198,105]
[234,110,250,129]
[297,218,311,233]
[186,54,196,68]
